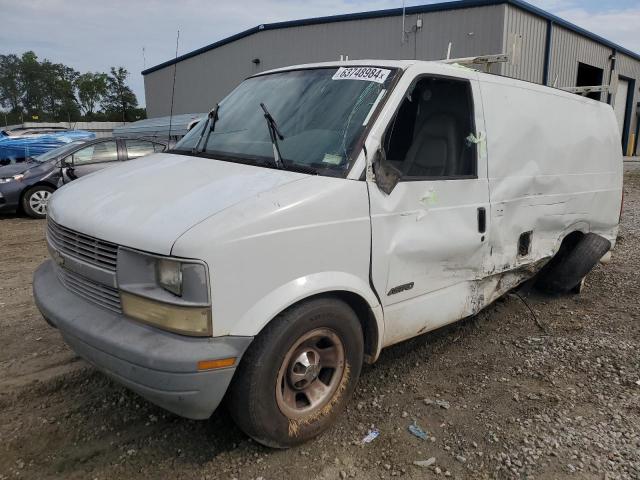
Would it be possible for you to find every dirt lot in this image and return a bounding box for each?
[1,175,639,480]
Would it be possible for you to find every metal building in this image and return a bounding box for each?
[142,0,640,155]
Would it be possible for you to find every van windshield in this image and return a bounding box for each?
[172,66,398,176]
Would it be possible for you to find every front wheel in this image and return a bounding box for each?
[226,297,363,448]
[22,186,54,219]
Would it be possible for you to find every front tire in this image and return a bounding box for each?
[226,297,363,448]
[22,185,54,219]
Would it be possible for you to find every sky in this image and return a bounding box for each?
[1,0,639,107]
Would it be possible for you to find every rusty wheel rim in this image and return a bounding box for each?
[275,328,345,420]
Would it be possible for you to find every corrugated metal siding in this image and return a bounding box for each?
[144,5,505,118]
[143,2,640,154]
[501,5,547,83]
[616,53,640,154]
[414,6,505,61]
[548,25,613,101]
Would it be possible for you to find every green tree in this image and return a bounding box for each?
[0,54,22,113]
[0,51,140,123]
[40,61,80,121]
[103,67,138,121]
[75,72,108,117]
[130,107,147,121]
[19,51,45,117]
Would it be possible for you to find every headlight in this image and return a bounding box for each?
[117,248,212,336]
[157,258,183,296]
[0,174,24,184]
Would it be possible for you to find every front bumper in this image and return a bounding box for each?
[33,260,253,419]
[0,182,21,211]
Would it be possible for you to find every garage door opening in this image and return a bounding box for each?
[613,78,629,141]
[576,62,604,101]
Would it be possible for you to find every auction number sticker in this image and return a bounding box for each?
[332,67,391,84]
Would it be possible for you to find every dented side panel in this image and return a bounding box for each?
[365,65,622,351]
[479,76,623,272]
[369,176,490,346]
[367,68,493,347]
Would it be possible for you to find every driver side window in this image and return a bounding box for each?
[71,141,118,165]
[383,77,477,179]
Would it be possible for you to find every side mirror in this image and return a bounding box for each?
[61,157,72,168]
[372,148,401,195]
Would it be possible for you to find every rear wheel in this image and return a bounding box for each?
[226,297,363,448]
[22,186,54,219]
[570,277,586,294]
[536,233,611,293]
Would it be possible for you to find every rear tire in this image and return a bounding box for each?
[226,297,363,448]
[537,233,611,293]
[22,186,54,219]
[570,277,585,294]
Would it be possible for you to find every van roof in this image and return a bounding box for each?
[256,59,418,75]
[257,59,612,107]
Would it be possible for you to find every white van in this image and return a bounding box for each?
[34,60,622,447]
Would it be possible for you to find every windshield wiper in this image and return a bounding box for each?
[260,102,286,169]
[192,103,219,154]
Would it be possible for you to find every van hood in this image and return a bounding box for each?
[48,153,307,255]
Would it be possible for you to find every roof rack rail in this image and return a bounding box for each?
[439,53,509,72]
[559,85,610,96]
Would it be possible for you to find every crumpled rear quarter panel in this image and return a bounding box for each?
[479,76,623,271]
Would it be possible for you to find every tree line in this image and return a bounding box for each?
[0,51,145,125]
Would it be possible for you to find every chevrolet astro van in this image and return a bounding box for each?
[34,60,622,447]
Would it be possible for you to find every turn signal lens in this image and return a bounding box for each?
[197,357,236,371]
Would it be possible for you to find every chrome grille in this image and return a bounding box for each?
[55,265,122,313]
[47,219,118,271]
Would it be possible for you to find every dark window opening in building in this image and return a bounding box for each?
[576,62,604,101]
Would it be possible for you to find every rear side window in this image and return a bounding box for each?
[383,77,477,179]
[72,141,118,165]
[125,139,159,159]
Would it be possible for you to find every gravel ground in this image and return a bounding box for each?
[1,174,639,480]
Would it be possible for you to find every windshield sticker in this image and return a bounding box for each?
[322,153,343,165]
[332,67,391,84]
